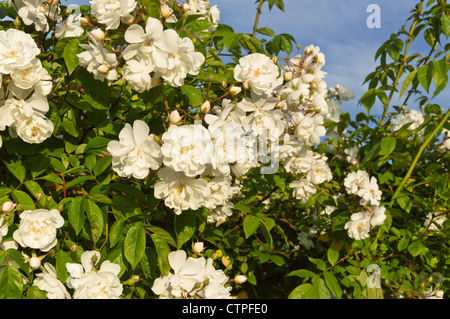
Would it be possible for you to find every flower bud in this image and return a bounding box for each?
[169,110,181,124]
[182,3,190,11]
[90,28,105,42]
[79,17,91,27]
[161,4,173,19]
[2,201,16,212]
[70,244,78,253]
[29,257,41,270]
[123,275,140,285]
[284,71,293,82]
[96,63,109,74]
[192,242,204,254]
[229,85,242,96]
[243,79,251,90]
[435,290,444,298]
[234,274,247,284]
[120,13,134,25]
[272,56,278,64]
[200,101,210,114]
[221,81,228,89]
[35,193,44,201]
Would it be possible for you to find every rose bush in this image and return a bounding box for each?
[0,0,448,299]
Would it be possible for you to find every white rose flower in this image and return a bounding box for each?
[122,59,154,93]
[234,53,283,96]
[123,17,179,70]
[107,120,163,179]
[237,93,285,141]
[204,176,237,209]
[344,170,370,195]
[77,39,118,82]
[390,110,424,132]
[206,201,234,224]
[0,29,41,74]
[198,258,232,299]
[151,250,205,298]
[292,112,326,146]
[424,212,447,233]
[326,99,342,122]
[33,263,71,299]
[154,167,211,215]
[15,112,54,144]
[356,176,382,206]
[161,124,213,177]
[55,13,84,39]
[90,0,137,30]
[13,209,64,252]
[297,231,314,250]
[284,146,320,175]
[289,179,316,203]
[306,161,332,185]
[9,60,49,90]
[159,36,206,87]
[16,0,62,32]
[344,212,371,240]
[66,251,123,299]
[368,206,386,227]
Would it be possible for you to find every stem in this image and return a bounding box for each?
[391,108,450,202]
[379,0,424,126]
[252,0,264,37]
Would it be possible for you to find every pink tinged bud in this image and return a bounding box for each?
[90,29,105,42]
[284,71,293,81]
[2,201,16,212]
[169,110,181,124]
[200,101,210,114]
[243,79,251,90]
[96,63,109,74]
[234,275,247,284]
[29,257,41,270]
[350,160,358,165]
[193,242,204,254]
[435,290,444,298]
[161,4,172,18]
[120,13,134,25]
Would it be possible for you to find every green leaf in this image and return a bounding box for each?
[256,27,275,37]
[417,64,433,93]
[327,248,339,265]
[243,214,260,238]
[109,218,125,248]
[304,277,330,299]
[63,39,81,75]
[146,225,177,248]
[151,234,171,276]
[68,196,86,235]
[407,240,423,257]
[288,283,312,299]
[287,269,317,278]
[308,257,326,271]
[93,155,112,177]
[85,199,105,245]
[4,159,26,182]
[442,14,450,37]
[174,211,197,249]
[11,190,35,211]
[0,266,24,299]
[380,137,396,156]
[84,136,110,154]
[400,70,417,98]
[142,0,160,18]
[180,85,204,107]
[324,272,342,299]
[397,238,409,251]
[124,224,146,270]
[77,69,110,110]
[222,33,243,51]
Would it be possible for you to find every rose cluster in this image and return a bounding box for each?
[0,29,54,147]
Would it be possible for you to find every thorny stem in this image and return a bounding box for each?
[252,0,264,38]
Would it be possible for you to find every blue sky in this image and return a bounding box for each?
[67,0,449,118]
